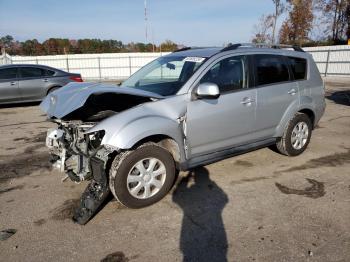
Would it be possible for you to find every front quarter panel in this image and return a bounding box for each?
[88,95,188,161]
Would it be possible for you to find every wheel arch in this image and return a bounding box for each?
[132,134,182,166]
[298,108,316,128]
[46,85,62,95]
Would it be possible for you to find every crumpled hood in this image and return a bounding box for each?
[40,82,163,119]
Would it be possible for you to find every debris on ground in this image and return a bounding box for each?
[0,229,17,241]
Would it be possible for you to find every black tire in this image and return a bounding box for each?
[109,143,176,208]
[276,113,312,156]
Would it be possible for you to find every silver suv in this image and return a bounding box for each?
[41,43,325,224]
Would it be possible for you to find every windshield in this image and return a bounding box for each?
[121,56,206,96]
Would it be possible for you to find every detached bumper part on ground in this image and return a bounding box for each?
[73,158,110,225]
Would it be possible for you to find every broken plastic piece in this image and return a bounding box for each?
[0,229,17,241]
[72,157,110,225]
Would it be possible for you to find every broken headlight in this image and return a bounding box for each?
[87,130,105,150]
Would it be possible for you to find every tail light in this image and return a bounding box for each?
[69,75,83,82]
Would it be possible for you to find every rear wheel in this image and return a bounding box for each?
[276,113,312,156]
[109,143,176,208]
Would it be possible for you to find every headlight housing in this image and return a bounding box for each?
[87,130,105,150]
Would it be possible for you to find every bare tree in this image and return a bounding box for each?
[252,15,274,43]
[271,0,285,43]
[316,0,350,42]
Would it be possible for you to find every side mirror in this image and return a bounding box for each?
[196,82,220,99]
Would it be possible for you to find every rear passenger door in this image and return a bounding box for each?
[18,67,48,101]
[253,54,299,139]
[0,67,21,103]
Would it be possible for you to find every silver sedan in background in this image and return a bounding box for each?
[0,64,83,104]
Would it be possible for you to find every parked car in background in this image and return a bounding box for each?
[0,64,83,104]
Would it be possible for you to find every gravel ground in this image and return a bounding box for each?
[0,78,349,262]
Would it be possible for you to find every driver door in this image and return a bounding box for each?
[186,55,257,157]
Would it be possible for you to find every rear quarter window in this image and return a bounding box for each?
[45,69,56,76]
[288,57,307,80]
[254,54,290,86]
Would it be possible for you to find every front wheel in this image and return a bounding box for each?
[109,143,176,208]
[276,113,312,156]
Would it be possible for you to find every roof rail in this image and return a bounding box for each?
[220,43,304,52]
[220,44,242,52]
[173,47,192,53]
[172,46,218,53]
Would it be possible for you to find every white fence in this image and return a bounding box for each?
[0,52,170,81]
[304,45,350,76]
[1,45,350,80]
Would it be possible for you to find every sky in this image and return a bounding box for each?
[0,0,277,46]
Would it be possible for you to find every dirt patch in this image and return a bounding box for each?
[33,219,47,226]
[23,144,43,154]
[0,111,17,115]
[0,185,25,195]
[0,151,51,185]
[101,252,129,262]
[275,178,325,199]
[12,131,47,144]
[277,149,350,173]
[235,160,254,167]
[50,199,80,221]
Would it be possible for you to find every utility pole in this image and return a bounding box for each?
[144,0,148,43]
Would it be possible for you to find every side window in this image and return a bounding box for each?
[45,69,56,76]
[255,55,290,86]
[288,57,307,80]
[200,56,248,93]
[20,67,45,78]
[0,68,17,80]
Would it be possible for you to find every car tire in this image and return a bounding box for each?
[276,113,312,156]
[109,143,176,208]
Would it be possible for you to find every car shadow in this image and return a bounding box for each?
[326,90,350,106]
[172,167,228,262]
[0,101,40,109]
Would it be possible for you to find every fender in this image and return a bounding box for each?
[90,114,187,163]
[274,95,316,137]
[109,116,184,147]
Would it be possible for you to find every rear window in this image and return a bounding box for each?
[255,55,290,86]
[288,57,307,80]
[0,68,17,80]
[20,67,45,78]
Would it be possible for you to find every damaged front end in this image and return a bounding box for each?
[41,82,163,225]
[46,119,113,224]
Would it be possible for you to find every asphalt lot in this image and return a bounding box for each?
[0,78,349,262]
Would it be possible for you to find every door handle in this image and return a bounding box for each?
[288,89,297,95]
[10,81,16,86]
[241,97,255,105]
[43,79,49,82]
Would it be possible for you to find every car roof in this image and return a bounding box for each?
[0,64,63,71]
